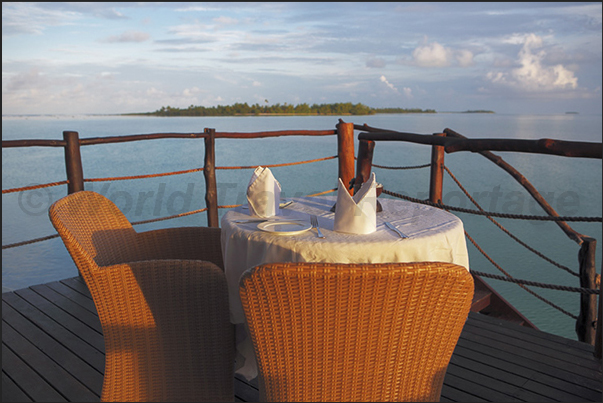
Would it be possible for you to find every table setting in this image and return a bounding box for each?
[220,167,470,380]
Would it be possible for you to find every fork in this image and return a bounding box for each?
[310,215,325,238]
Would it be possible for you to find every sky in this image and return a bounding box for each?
[2,2,602,115]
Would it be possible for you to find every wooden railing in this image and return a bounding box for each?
[2,120,601,357]
[354,125,601,350]
[2,122,354,228]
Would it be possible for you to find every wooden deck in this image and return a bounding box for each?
[2,276,601,402]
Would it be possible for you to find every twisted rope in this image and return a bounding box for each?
[381,189,602,222]
[371,162,431,170]
[2,181,69,194]
[471,270,599,295]
[2,234,60,250]
[84,167,205,182]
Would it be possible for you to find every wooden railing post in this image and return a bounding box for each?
[595,262,601,358]
[336,121,355,195]
[429,132,445,204]
[353,139,375,194]
[63,131,84,194]
[204,128,219,228]
[576,236,597,344]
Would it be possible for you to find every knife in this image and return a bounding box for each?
[385,222,407,238]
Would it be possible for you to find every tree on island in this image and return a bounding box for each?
[136,102,437,117]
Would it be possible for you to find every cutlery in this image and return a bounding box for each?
[234,218,303,224]
[310,215,325,238]
[385,222,407,238]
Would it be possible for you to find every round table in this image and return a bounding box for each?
[220,195,470,379]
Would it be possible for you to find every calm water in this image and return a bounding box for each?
[2,113,601,340]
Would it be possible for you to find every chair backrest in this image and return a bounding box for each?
[240,262,474,402]
[48,190,140,271]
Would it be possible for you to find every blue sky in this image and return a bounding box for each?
[2,2,602,115]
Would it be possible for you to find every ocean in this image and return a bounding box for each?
[2,113,601,340]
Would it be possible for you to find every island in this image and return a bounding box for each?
[126,102,437,117]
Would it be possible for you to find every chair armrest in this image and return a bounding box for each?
[135,226,224,269]
[92,259,235,401]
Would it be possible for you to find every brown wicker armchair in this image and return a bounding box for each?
[49,191,235,402]
[240,262,473,402]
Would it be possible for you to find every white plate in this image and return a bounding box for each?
[257,220,312,235]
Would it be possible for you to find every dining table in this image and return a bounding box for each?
[220,195,470,380]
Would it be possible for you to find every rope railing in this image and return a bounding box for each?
[1,234,60,250]
[443,165,580,278]
[465,230,579,319]
[381,189,602,222]
[2,180,69,194]
[2,149,339,250]
[84,167,205,182]
[470,270,600,295]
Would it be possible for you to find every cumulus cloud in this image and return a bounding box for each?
[104,30,150,43]
[413,42,451,67]
[380,75,399,93]
[487,33,578,91]
[412,41,474,68]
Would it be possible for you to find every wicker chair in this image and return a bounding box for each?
[240,262,474,402]
[49,191,235,402]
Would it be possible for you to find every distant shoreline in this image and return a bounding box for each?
[126,102,440,117]
[3,109,506,120]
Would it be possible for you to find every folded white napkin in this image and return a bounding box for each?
[333,172,377,234]
[246,166,281,217]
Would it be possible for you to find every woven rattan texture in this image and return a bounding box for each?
[49,191,234,402]
[240,262,473,402]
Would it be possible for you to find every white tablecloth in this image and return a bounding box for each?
[220,195,470,379]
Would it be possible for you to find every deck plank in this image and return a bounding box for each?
[3,370,34,402]
[463,317,600,372]
[2,297,104,396]
[2,277,601,403]
[2,315,98,402]
[460,322,601,391]
[451,342,601,401]
[43,281,101,324]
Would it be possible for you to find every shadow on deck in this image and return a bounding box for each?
[2,276,601,402]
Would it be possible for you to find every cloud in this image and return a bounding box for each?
[413,42,451,67]
[213,16,238,25]
[412,41,474,68]
[104,30,150,43]
[455,49,474,67]
[380,75,399,93]
[487,33,578,91]
[2,2,79,36]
